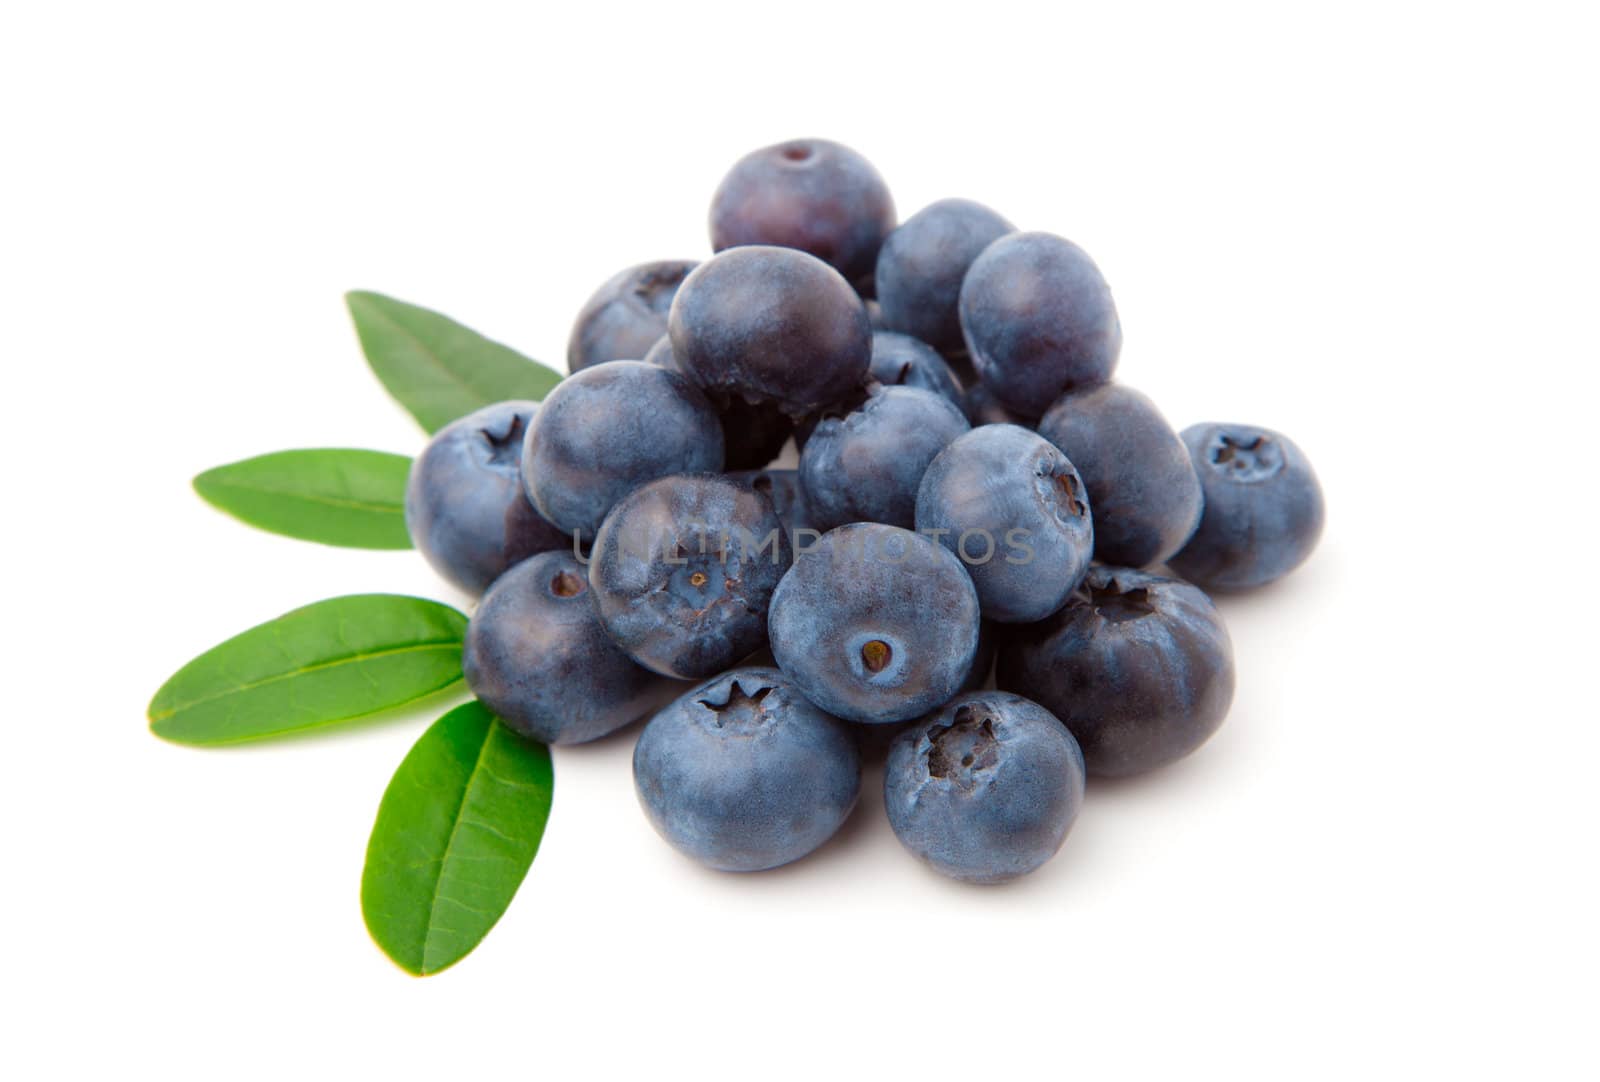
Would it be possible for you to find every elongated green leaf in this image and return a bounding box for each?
[362,701,554,976]
[193,448,414,549]
[346,290,562,433]
[149,594,468,746]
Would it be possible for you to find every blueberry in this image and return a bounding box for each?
[463,551,673,744]
[641,332,677,370]
[667,245,872,418]
[709,139,895,286]
[405,401,568,596]
[521,360,723,537]
[566,260,697,373]
[869,331,963,408]
[800,385,970,531]
[997,566,1235,777]
[590,474,790,679]
[961,381,1035,428]
[727,468,813,538]
[1037,384,1201,567]
[769,523,979,724]
[885,692,1085,883]
[916,424,1093,623]
[960,231,1121,415]
[645,334,792,470]
[1170,423,1325,590]
[633,667,861,871]
[875,198,1015,351]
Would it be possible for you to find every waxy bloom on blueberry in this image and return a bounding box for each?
[1037,383,1201,568]
[668,246,872,418]
[916,424,1093,623]
[567,259,697,373]
[876,198,1015,351]
[405,400,567,596]
[1170,423,1325,590]
[710,138,895,286]
[960,231,1121,415]
[634,667,861,872]
[998,566,1235,777]
[521,360,723,537]
[768,524,980,724]
[885,692,1085,883]
[590,474,790,680]
[800,385,970,532]
[463,551,673,745]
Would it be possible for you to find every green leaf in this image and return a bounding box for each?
[192,448,414,549]
[346,290,562,433]
[362,701,554,976]
[148,594,468,746]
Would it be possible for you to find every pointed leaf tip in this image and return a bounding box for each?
[345,291,561,433]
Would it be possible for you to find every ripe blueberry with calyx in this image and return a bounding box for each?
[405,400,568,596]
[1170,423,1325,590]
[885,691,1086,883]
[633,667,861,872]
[997,565,1235,777]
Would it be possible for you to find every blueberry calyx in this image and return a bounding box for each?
[481,411,527,468]
[1210,432,1284,482]
[1048,468,1087,519]
[697,677,777,732]
[550,570,585,598]
[1084,578,1155,623]
[925,704,1002,789]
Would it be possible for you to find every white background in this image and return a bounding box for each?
[4,2,1597,1078]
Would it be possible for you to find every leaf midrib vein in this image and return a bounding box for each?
[154,638,463,718]
[420,724,499,972]
[364,300,510,400]
[205,478,404,515]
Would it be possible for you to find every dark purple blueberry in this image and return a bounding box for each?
[869,331,963,408]
[645,334,792,470]
[463,551,674,744]
[768,524,980,724]
[875,198,1015,351]
[800,385,970,531]
[404,401,568,596]
[885,692,1084,883]
[521,361,723,537]
[997,566,1235,777]
[1037,384,1201,567]
[633,667,860,872]
[915,424,1093,623]
[960,231,1121,415]
[642,333,677,370]
[961,382,1035,428]
[567,260,697,373]
[1170,423,1325,590]
[667,246,872,418]
[589,474,789,680]
[709,138,895,285]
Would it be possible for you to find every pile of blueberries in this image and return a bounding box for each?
[406,139,1324,884]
